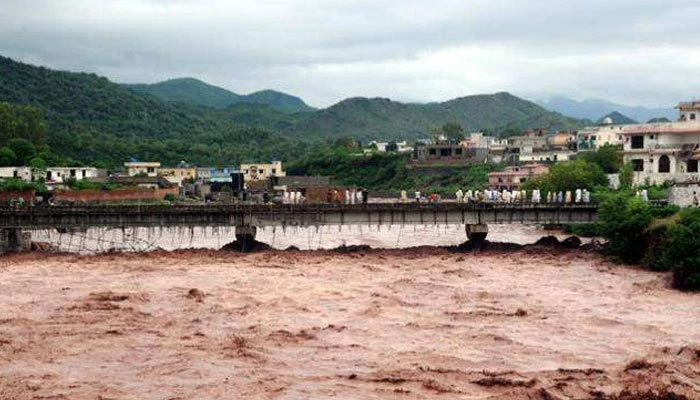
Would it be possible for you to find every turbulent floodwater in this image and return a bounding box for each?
[2,227,699,399]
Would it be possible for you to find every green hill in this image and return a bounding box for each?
[124,78,315,113]
[284,92,583,140]
[0,56,303,167]
[125,78,241,109]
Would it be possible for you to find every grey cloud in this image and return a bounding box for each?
[0,0,698,107]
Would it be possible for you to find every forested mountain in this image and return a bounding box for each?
[0,56,305,167]
[124,78,315,113]
[125,78,240,109]
[285,93,584,140]
[0,55,590,168]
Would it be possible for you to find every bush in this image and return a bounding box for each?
[522,159,608,194]
[597,193,653,263]
[658,209,700,291]
[164,193,176,202]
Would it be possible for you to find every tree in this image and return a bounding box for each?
[576,144,622,173]
[442,122,465,143]
[522,159,608,193]
[597,193,654,263]
[0,147,17,166]
[7,138,36,165]
[619,162,633,189]
[385,141,398,152]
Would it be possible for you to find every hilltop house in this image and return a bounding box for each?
[159,163,197,186]
[488,163,549,190]
[621,100,700,185]
[124,161,161,177]
[577,117,625,151]
[240,160,286,183]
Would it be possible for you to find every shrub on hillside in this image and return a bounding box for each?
[597,193,653,264]
[658,209,700,291]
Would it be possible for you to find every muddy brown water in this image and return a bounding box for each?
[1,226,698,399]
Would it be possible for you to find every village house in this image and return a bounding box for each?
[240,160,285,182]
[577,117,625,151]
[0,167,33,182]
[158,163,197,186]
[488,163,549,190]
[621,101,700,185]
[45,167,101,183]
[124,161,161,177]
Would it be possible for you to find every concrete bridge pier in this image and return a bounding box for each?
[0,228,30,253]
[465,224,488,243]
[235,225,258,244]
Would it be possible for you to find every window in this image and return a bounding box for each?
[688,160,698,173]
[691,113,696,120]
[632,159,644,171]
[650,135,654,139]
[455,148,463,155]
[440,148,451,157]
[82,170,86,178]
[658,155,670,173]
[631,136,644,149]
[272,169,276,174]
[147,167,155,173]
[429,148,436,156]
[13,171,17,178]
[70,169,76,177]
[520,177,527,183]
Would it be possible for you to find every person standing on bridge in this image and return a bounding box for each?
[415,191,421,203]
[456,189,464,204]
[361,188,369,205]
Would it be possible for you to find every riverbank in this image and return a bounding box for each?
[0,248,697,399]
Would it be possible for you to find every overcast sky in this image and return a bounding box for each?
[1,0,699,108]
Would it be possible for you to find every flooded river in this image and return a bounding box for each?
[1,226,698,399]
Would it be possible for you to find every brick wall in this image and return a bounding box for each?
[53,187,178,203]
[0,190,36,204]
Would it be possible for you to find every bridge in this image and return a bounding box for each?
[0,203,597,252]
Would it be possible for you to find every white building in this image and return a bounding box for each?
[45,167,100,183]
[240,160,285,182]
[577,117,625,151]
[0,167,33,182]
[124,161,161,177]
[621,101,700,185]
[518,150,575,163]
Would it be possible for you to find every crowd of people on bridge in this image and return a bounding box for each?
[398,188,593,204]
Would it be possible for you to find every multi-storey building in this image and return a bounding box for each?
[577,117,625,151]
[621,101,700,185]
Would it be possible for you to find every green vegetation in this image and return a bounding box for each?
[0,55,590,168]
[287,142,495,193]
[575,144,622,173]
[286,93,584,141]
[0,56,306,167]
[0,178,46,192]
[591,191,699,291]
[522,159,608,193]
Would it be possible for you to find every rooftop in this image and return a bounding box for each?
[621,121,700,135]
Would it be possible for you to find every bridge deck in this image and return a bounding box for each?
[0,203,597,230]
